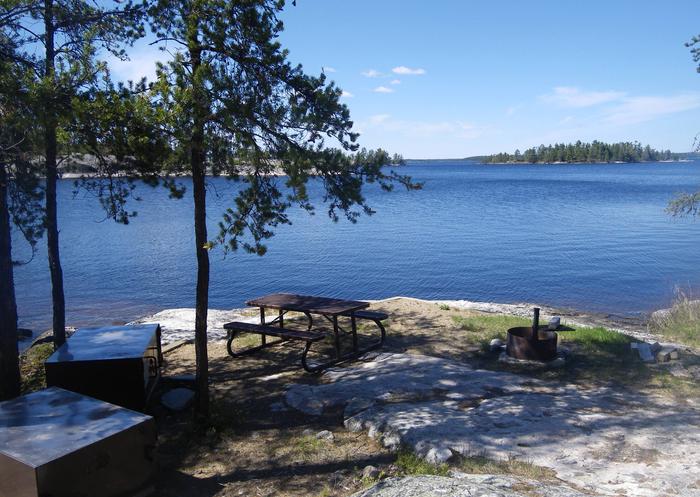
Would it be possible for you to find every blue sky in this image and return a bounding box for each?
[109,0,700,159]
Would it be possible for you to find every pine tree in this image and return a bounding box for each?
[145,0,418,416]
[4,0,145,346]
[0,36,44,399]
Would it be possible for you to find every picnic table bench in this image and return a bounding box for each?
[224,293,387,372]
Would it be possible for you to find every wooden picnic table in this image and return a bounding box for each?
[224,293,387,372]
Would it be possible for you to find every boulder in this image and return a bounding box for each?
[315,430,334,442]
[631,342,655,362]
[160,388,195,411]
[489,338,504,352]
[17,328,32,339]
[362,465,380,480]
[656,347,680,363]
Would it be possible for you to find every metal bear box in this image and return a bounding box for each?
[0,388,156,497]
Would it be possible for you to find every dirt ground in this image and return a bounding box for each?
[153,297,698,497]
[154,298,490,496]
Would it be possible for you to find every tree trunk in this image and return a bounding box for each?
[192,152,210,417]
[189,31,209,417]
[44,0,66,347]
[0,165,21,400]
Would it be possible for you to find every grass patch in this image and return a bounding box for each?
[20,343,53,394]
[458,454,555,480]
[452,313,638,368]
[395,449,450,476]
[314,485,333,497]
[393,449,553,481]
[291,435,328,460]
[447,314,687,392]
[438,303,451,311]
[452,314,530,334]
[559,326,633,357]
[233,332,265,349]
[451,314,529,351]
[648,293,700,348]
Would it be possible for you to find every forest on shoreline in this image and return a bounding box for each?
[470,141,687,164]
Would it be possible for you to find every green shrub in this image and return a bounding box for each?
[395,449,450,476]
[648,292,700,347]
[20,343,54,394]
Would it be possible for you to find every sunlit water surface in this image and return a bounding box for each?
[13,160,700,333]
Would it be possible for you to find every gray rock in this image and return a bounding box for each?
[424,446,452,464]
[269,401,286,412]
[656,347,680,362]
[362,465,380,480]
[160,388,195,411]
[17,328,32,338]
[547,357,566,368]
[632,342,655,362]
[346,397,376,416]
[315,430,334,442]
[489,338,504,352]
[548,317,560,330]
[381,431,402,451]
[161,373,197,385]
[351,474,590,497]
[329,469,346,486]
[287,352,700,497]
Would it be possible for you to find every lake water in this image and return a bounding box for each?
[12,160,700,332]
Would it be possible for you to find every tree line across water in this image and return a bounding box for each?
[472,141,686,164]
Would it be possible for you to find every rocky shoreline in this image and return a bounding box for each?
[128,296,655,346]
[420,297,653,340]
[23,295,661,350]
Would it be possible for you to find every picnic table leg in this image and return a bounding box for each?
[333,315,341,358]
[304,312,313,331]
[278,309,284,329]
[260,307,266,346]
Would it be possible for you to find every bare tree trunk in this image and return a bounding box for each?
[0,165,21,400]
[192,155,210,417]
[44,0,66,347]
[189,32,209,417]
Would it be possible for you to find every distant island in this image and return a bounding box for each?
[468,141,689,164]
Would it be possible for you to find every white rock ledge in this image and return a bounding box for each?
[286,352,700,497]
[351,474,590,497]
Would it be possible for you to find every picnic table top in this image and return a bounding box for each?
[246,293,369,316]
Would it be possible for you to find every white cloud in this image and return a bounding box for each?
[369,114,391,124]
[390,79,401,85]
[559,116,574,124]
[373,86,394,94]
[341,90,354,98]
[603,93,700,125]
[540,86,626,108]
[362,69,382,78]
[323,66,336,73]
[363,115,486,140]
[105,47,165,83]
[392,66,426,75]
